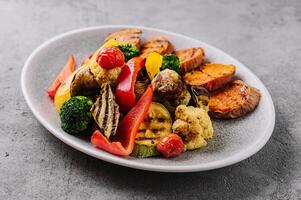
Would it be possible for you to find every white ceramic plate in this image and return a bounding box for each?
[21,25,275,172]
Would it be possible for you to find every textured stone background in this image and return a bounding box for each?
[0,0,301,199]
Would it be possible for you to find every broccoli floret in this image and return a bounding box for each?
[117,44,140,61]
[161,54,180,74]
[60,96,93,134]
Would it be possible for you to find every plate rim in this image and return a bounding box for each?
[21,25,275,173]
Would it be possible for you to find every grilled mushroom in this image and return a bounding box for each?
[151,69,191,113]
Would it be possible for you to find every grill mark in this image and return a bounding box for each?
[109,104,116,141]
[110,103,119,140]
[146,41,165,47]
[143,39,166,46]
[158,118,166,122]
[142,47,161,53]
[112,31,140,36]
[130,35,139,39]
[145,44,163,48]
[120,29,142,34]
[106,29,141,45]
[124,30,142,34]
[105,85,114,138]
[114,104,120,133]
[133,30,142,34]
[88,67,95,77]
[190,48,197,58]
[94,98,105,133]
[101,84,109,134]
[96,85,107,131]
[153,39,167,44]
[95,98,101,121]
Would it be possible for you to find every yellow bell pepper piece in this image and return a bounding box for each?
[145,52,163,80]
[54,70,78,111]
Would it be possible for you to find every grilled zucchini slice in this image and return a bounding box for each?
[132,103,172,158]
[131,139,160,158]
[137,102,172,139]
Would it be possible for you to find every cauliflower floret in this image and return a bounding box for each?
[185,134,207,150]
[172,105,213,150]
[89,60,121,86]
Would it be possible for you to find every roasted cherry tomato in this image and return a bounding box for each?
[96,47,125,69]
[156,134,184,158]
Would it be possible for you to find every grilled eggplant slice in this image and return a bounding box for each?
[140,36,174,58]
[105,28,142,49]
[209,80,261,119]
[70,66,100,97]
[189,86,210,112]
[175,47,205,73]
[91,83,120,140]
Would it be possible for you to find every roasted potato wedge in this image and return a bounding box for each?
[209,80,261,119]
[105,28,142,48]
[140,36,174,58]
[175,47,205,73]
[184,63,236,91]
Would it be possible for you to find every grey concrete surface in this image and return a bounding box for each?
[0,0,300,199]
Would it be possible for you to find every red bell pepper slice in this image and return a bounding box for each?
[47,54,76,97]
[115,57,145,113]
[91,85,153,156]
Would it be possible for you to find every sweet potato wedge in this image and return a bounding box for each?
[209,80,261,119]
[175,48,205,73]
[105,28,142,49]
[140,36,174,58]
[184,63,236,91]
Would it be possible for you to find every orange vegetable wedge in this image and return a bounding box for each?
[47,54,76,97]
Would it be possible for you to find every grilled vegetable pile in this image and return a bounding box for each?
[47,28,261,159]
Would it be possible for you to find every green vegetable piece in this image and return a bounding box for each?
[60,96,93,134]
[131,139,160,158]
[117,44,140,61]
[161,54,180,74]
